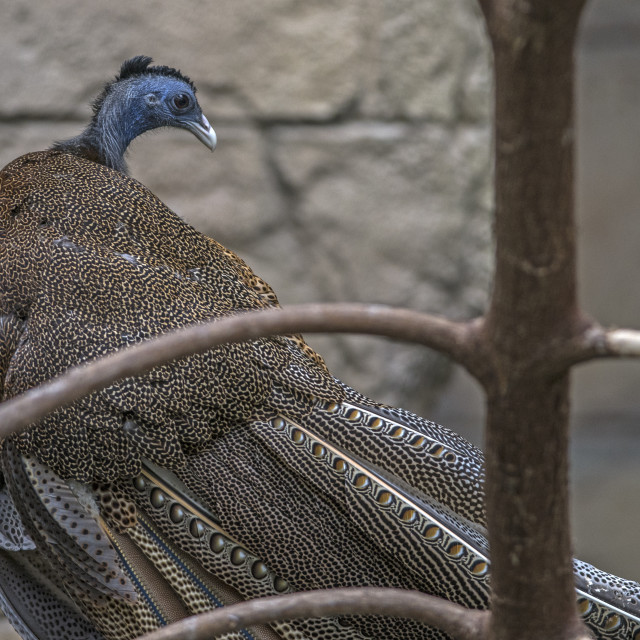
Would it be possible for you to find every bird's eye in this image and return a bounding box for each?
[172,93,191,110]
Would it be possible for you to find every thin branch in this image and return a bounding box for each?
[604,328,640,357]
[138,588,489,640]
[0,303,477,438]
[528,323,640,377]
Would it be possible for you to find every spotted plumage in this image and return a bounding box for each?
[1,58,640,640]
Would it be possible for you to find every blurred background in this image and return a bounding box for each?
[0,0,639,635]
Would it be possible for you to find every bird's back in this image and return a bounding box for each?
[0,150,339,479]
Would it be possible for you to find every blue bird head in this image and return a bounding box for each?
[52,56,216,174]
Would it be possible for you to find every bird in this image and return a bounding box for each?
[0,56,639,640]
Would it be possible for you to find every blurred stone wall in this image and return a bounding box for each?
[0,0,493,420]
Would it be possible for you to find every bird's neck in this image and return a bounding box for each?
[88,106,138,173]
[53,94,148,175]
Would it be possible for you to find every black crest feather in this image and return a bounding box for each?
[91,56,196,116]
[116,56,195,91]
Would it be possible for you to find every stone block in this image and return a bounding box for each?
[0,0,369,121]
[130,126,286,245]
[266,122,492,413]
[0,122,81,169]
[360,0,491,122]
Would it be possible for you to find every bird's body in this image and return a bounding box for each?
[0,58,639,640]
[0,150,490,640]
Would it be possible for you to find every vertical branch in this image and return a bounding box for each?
[478,2,589,639]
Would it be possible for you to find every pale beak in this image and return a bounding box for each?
[185,114,217,151]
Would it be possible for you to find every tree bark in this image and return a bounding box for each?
[477,2,589,639]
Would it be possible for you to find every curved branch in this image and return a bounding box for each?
[0,303,477,438]
[138,588,489,640]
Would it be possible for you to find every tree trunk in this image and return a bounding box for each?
[478,2,589,638]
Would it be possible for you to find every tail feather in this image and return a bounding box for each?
[1,443,136,604]
[319,388,486,525]
[177,388,640,640]
[128,463,368,640]
[0,550,104,640]
[1,388,640,639]
[267,412,490,604]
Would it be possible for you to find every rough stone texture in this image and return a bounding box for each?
[0,2,639,634]
[261,122,491,408]
[360,1,491,123]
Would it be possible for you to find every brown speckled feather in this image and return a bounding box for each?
[0,152,339,480]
